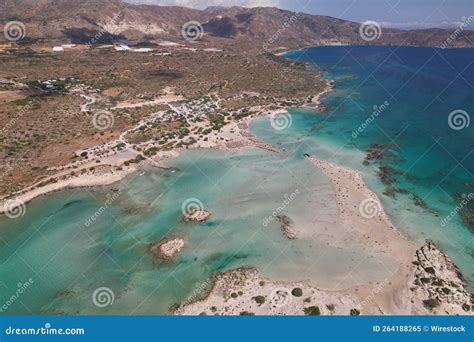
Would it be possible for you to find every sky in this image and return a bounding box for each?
[125,0,474,29]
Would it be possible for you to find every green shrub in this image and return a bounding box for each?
[350,308,360,316]
[422,298,440,310]
[303,306,321,316]
[424,267,435,274]
[291,288,303,297]
[240,311,255,316]
[441,287,451,295]
[461,304,470,312]
[254,296,265,305]
[231,292,238,299]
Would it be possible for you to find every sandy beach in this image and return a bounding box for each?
[176,155,473,315]
[0,90,304,215]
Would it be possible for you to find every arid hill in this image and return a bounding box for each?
[1,0,473,50]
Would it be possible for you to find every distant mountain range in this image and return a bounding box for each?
[1,0,473,50]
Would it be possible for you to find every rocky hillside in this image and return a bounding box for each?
[1,0,473,50]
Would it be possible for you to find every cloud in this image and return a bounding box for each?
[125,0,281,10]
[380,20,473,30]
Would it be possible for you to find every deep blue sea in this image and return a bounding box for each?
[0,46,472,315]
[281,45,473,279]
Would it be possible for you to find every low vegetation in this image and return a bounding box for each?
[303,306,321,316]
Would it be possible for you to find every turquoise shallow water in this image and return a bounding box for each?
[282,45,474,284]
[0,46,472,314]
[1,147,396,315]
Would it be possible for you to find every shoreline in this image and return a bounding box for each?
[0,77,332,215]
[2,75,471,315]
[176,154,473,315]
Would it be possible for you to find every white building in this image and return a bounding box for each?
[114,44,130,51]
[133,48,153,53]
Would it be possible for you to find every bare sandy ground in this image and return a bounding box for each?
[111,91,184,109]
[0,90,26,103]
[0,166,136,214]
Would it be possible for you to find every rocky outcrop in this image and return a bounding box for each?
[409,241,473,315]
[150,238,185,260]
[184,210,211,223]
